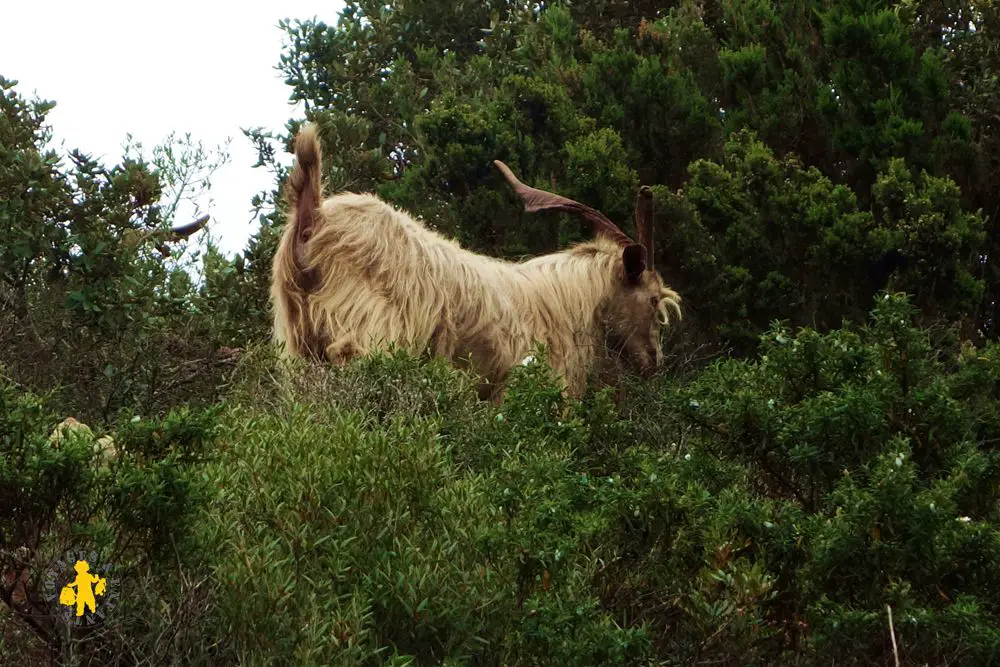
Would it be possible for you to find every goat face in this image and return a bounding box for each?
[604,268,680,377]
[494,163,682,380]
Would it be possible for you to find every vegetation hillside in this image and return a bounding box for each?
[3,1,1000,665]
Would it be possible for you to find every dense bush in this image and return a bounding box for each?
[189,347,654,665]
[656,293,1000,663]
[5,295,1000,665]
[0,368,222,664]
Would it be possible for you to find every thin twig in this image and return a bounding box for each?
[887,604,900,667]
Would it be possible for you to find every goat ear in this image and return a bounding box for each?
[622,243,647,284]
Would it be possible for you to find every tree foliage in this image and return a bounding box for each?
[269,0,998,346]
[0,76,242,425]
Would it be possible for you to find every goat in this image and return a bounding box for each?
[270,123,682,399]
[48,417,118,467]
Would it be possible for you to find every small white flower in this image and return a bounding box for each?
[684,453,692,461]
[959,516,972,523]
[764,521,774,529]
[521,354,535,366]
[894,456,903,468]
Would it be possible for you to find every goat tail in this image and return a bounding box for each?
[287,122,322,218]
[271,122,327,360]
[279,122,323,292]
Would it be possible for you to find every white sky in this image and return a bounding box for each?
[1,0,343,257]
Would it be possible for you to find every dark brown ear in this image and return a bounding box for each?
[494,160,636,248]
[622,243,647,284]
[635,186,653,270]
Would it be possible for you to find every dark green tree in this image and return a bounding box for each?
[260,0,994,352]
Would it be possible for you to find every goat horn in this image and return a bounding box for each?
[122,214,210,251]
[164,214,210,241]
[635,186,653,270]
[493,160,636,249]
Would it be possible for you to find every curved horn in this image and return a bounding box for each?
[493,160,637,249]
[635,186,653,270]
[122,214,210,252]
[165,214,210,241]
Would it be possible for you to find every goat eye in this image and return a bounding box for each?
[649,296,659,308]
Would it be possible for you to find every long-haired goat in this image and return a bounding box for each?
[270,123,682,399]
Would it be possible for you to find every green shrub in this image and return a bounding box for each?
[191,348,657,666]
[662,293,1000,663]
[0,368,222,664]
[6,292,1000,665]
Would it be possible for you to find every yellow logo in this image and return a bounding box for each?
[58,560,107,616]
[43,550,119,626]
